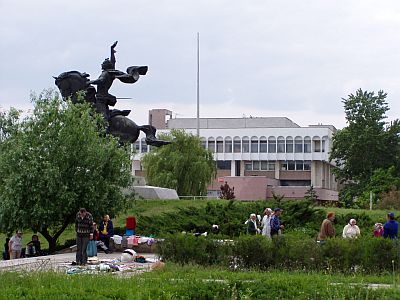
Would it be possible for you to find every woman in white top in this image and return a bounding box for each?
[342,219,361,238]
[261,208,273,238]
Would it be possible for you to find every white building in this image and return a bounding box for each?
[132,109,339,201]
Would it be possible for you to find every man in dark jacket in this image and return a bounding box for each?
[270,208,284,237]
[75,208,94,265]
[99,214,114,249]
[383,212,398,240]
[246,214,259,235]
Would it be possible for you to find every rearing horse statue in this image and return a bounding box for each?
[54,41,170,147]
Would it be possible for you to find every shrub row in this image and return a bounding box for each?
[157,234,400,274]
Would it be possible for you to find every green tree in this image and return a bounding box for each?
[141,129,216,196]
[0,90,132,252]
[304,185,318,202]
[330,89,400,206]
[356,167,400,208]
[0,107,21,142]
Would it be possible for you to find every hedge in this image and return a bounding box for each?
[157,234,400,274]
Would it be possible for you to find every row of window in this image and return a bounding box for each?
[245,161,276,171]
[281,161,311,171]
[135,137,327,154]
[244,160,311,171]
[203,138,325,154]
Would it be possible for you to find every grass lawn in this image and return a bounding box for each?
[1,264,399,299]
[318,207,400,223]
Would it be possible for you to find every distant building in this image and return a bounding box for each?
[132,109,339,201]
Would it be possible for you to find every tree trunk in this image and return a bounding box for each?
[39,219,73,254]
[39,228,57,254]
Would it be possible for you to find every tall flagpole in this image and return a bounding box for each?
[196,32,200,137]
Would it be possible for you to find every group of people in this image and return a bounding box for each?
[246,207,284,238]
[317,211,398,242]
[75,208,114,266]
[2,208,114,264]
[245,208,399,242]
[3,231,42,260]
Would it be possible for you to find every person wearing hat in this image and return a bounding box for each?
[373,223,384,238]
[342,219,360,239]
[8,230,23,259]
[270,208,284,237]
[246,213,260,235]
[317,212,336,243]
[383,212,398,240]
[261,208,273,238]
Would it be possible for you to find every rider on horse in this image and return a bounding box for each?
[54,42,168,146]
[88,41,138,122]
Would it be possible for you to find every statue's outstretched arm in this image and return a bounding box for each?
[88,73,106,85]
[110,41,118,69]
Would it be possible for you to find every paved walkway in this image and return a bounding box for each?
[0,251,160,275]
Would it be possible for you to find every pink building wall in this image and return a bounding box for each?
[223,176,338,201]
[266,186,338,201]
[223,176,279,201]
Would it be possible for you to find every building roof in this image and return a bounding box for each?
[167,117,301,129]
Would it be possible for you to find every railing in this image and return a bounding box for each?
[178,195,219,200]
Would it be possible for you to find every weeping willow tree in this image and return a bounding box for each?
[141,129,216,196]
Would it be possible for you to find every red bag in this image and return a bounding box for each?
[126,217,136,230]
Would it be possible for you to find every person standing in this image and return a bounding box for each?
[270,208,284,237]
[383,212,398,240]
[246,214,260,235]
[99,214,114,249]
[261,208,273,238]
[317,212,336,243]
[3,237,10,260]
[75,208,94,265]
[342,219,361,238]
[374,223,384,238]
[9,230,23,259]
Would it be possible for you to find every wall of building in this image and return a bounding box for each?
[266,186,339,201]
[131,114,340,200]
[148,109,172,129]
[222,176,279,201]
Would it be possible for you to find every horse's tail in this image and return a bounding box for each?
[138,125,171,147]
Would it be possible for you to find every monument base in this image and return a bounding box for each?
[131,185,179,200]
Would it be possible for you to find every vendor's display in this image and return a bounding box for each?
[121,249,137,262]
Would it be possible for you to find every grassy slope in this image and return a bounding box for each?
[319,207,400,222]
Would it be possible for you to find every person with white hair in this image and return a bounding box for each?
[342,219,360,238]
[246,213,260,235]
[261,208,273,238]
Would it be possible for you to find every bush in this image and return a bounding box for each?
[157,234,400,274]
[156,234,229,266]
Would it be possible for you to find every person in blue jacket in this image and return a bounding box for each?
[383,212,398,239]
[270,208,284,237]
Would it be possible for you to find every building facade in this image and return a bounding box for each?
[132,110,339,201]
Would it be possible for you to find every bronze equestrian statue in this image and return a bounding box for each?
[54,41,170,147]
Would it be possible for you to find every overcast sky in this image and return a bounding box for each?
[1,0,400,129]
